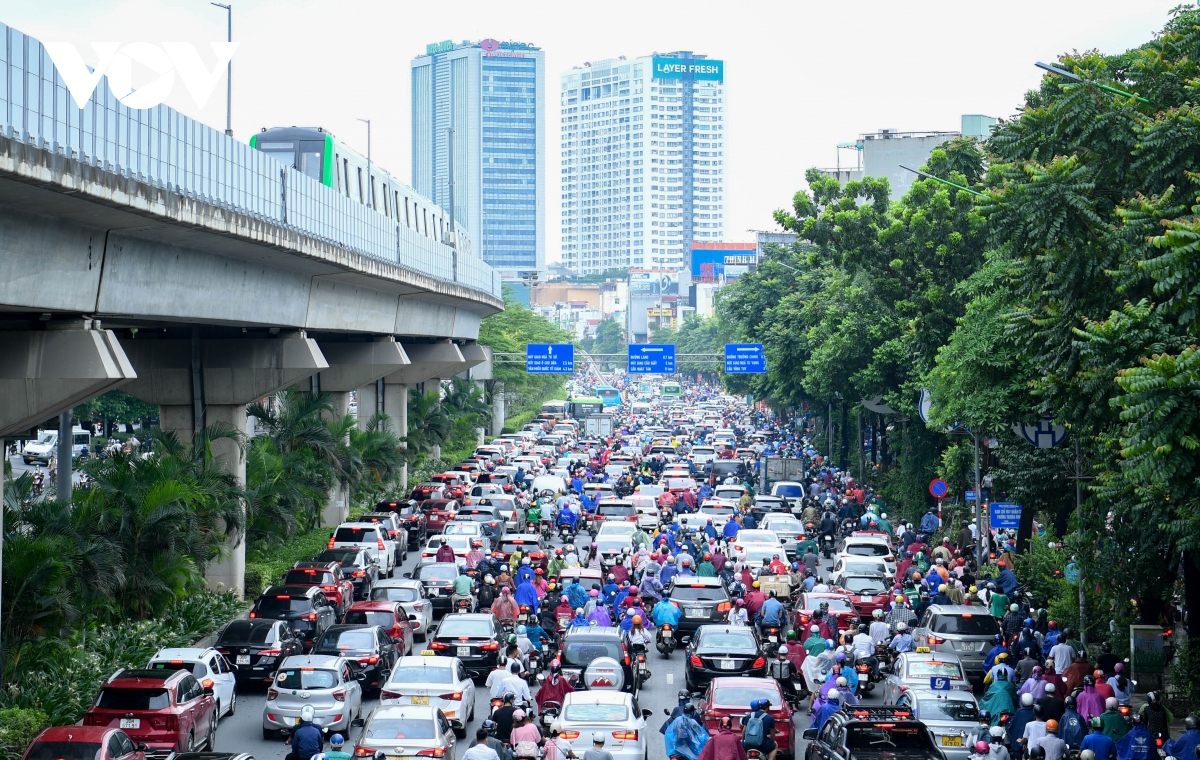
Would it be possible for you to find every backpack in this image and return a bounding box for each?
[744,711,767,747]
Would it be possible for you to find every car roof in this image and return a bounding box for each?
[262,585,319,597]
[563,689,632,705]
[349,600,399,610]
[564,626,624,640]
[905,688,977,702]
[279,654,345,668]
[396,655,456,668]
[107,668,184,686]
[375,578,423,589]
[371,704,439,719]
[670,576,724,587]
[899,651,965,664]
[151,647,217,660]
[924,604,985,615]
[34,725,118,741]
[339,521,384,529]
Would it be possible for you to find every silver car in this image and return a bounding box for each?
[881,650,971,703]
[895,688,982,760]
[263,654,363,739]
[911,604,1004,680]
[759,514,806,557]
[371,578,435,642]
[355,704,457,759]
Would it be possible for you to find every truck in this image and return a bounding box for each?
[759,456,807,498]
[22,427,92,464]
[584,414,613,438]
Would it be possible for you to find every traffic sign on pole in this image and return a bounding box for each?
[724,343,767,374]
[989,503,1022,530]
[929,479,948,498]
[526,343,575,374]
[965,490,977,502]
[627,344,676,374]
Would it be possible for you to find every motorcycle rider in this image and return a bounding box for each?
[1164,716,1200,760]
[756,590,785,639]
[1081,718,1119,760]
[452,566,476,610]
[493,587,520,626]
[1059,696,1087,749]
[536,659,574,710]
[769,645,798,705]
[889,621,915,654]
[741,698,778,760]
[697,716,745,760]
[1115,715,1154,760]
[286,705,324,760]
[665,703,711,760]
[885,596,917,634]
[1138,692,1173,742]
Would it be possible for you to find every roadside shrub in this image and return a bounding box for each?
[0,707,49,760]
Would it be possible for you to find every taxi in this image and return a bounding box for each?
[379,653,477,736]
[881,648,971,703]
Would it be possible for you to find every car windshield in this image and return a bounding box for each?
[774,485,803,496]
[669,585,728,602]
[845,724,929,751]
[843,577,888,594]
[96,688,171,710]
[24,742,103,760]
[809,597,853,612]
[317,549,363,564]
[766,520,803,532]
[427,536,469,550]
[436,618,493,638]
[319,629,377,652]
[148,660,206,678]
[364,717,436,740]
[842,562,887,575]
[564,703,629,721]
[372,586,420,602]
[345,611,395,628]
[284,570,336,585]
[254,596,309,615]
[562,640,623,665]
[846,544,890,557]
[701,506,735,516]
[713,686,779,708]
[906,660,964,678]
[219,621,276,644]
[696,632,757,652]
[389,665,455,684]
[919,699,980,722]
[276,668,338,689]
[334,527,380,542]
[443,523,479,536]
[418,564,458,582]
[933,614,1002,636]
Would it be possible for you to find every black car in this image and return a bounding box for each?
[251,585,338,651]
[707,460,747,484]
[683,624,767,690]
[215,619,304,683]
[558,627,637,694]
[376,498,429,549]
[455,504,506,542]
[803,706,939,760]
[665,576,734,640]
[428,613,501,676]
[407,560,459,615]
[314,547,380,600]
[313,624,397,692]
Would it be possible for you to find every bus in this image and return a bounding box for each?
[595,385,621,408]
[661,382,682,400]
[570,397,605,418]
[541,400,568,416]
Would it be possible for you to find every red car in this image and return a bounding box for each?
[284,563,354,615]
[84,668,216,752]
[702,677,796,758]
[833,574,891,618]
[421,499,461,533]
[409,482,446,502]
[432,472,468,499]
[344,600,414,653]
[22,725,147,759]
[794,592,859,634]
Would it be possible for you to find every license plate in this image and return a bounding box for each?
[458,646,472,657]
[687,608,706,618]
[236,655,250,665]
[721,659,735,670]
[942,736,963,747]
[862,596,873,603]
[412,695,429,705]
[119,718,140,729]
[769,635,778,643]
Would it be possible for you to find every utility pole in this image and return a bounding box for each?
[357,118,372,206]
[446,126,456,245]
[1068,436,1094,647]
[973,430,984,569]
[211,3,232,137]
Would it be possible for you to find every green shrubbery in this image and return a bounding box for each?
[0,708,48,760]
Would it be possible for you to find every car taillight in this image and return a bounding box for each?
[377,538,386,550]
[928,635,945,645]
[430,641,449,650]
[691,655,703,666]
[414,602,427,611]
[417,749,447,757]
[482,642,500,650]
[381,689,402,700]
[150,715,179,731]
[612,729,640,740]
[248,611,257,618]
[353,570,365,578]
[305,613,318,621]
[328,537,335,548]
[628,516,637,521]
[267,688,280,700]
[333,689,347,702]
[717,602,732,612]
[559,731,580,739]
[356,748,380,757]
[360,655,380,665]
[438,692,464,700]
[324,585,338,592]
[753,657,766,668]
[259,648,281,657]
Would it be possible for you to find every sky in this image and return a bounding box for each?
[5,0,1187,264]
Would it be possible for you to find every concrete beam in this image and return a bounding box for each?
[315,338,410,392]
[122,334,328,407]
[386,342,466,385]
[0,326,136,437]
[459,343,489,378]
[469,345,494,381]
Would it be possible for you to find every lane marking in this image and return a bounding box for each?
[666,673,674,684]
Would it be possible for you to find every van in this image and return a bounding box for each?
[911,604,1003,681]
[22,427,91,464]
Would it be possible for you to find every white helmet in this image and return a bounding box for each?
[828,688,841,703]
[301,705,315,723]
[778,645,789,656]
[836,676,848,688]
[872,609,883,620]
[896,621,908,632]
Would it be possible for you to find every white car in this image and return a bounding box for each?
[147,647,237,719]
[830,555,894,585]
[633,501,660,531]
[356,704,458,758]
[759,514,808,556]
[421,534,489,562]
[583,483,616,501]
[380,655,477,735]
[691,446,717,467]
[728,529,783,560]
[697,501,738,529]
[770,481,807,507]
[713,484,747,501]
[441,521,485,539]
[332,522,396,577]
[370,578,435,641]
[557,690,652,760]
[841,536,898,575]
[531,474,567,494]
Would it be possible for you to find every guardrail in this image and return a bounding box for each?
[0,24,500,299]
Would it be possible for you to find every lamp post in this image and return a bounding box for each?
[210,3,232,137]
[1035,61,1150,104]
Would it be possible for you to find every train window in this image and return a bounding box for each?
[258,141,295,169]
[343,158,351,197]
[356,167,364,203]
[423,208,428,237]
[299,141,323,181]
[335,155,342,191]
[370,177,378,209]
[382,185,390,217]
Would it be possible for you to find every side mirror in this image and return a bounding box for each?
[201,686,214,697]
[352,717,366,728]
[403,572,413,579]
[379,669,392,681]
[803,728,818,740]
[664,708,673,716]
[136,744,149,752]
[642,709,654,719]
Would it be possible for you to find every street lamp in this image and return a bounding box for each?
[210,3,232,137]
[899,165,987,198]
[1035,61,1150,104]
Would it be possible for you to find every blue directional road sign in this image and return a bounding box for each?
[965,490,977,502]
[627,344,676,374]
[930,676,951,691]
[724,343,767,374]
[525,343,575,374]
[989,503,1023,530]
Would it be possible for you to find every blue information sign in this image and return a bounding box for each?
[989,502,1023,530]
[930,676,951,691]
[525,344,575,374]
[627,344,676,374]
[724,343,767,374]
[965,490,977,502]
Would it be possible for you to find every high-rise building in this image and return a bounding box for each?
[412,39,545,278]
[560,52,726,279]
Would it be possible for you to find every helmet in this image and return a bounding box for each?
[1081,753,1096,760]
[629,585,639,594]
[589,589,599,597]
[591,542,598,549]
[859,624,869,634]
[1021,693,1034,707]
[779,645,789,655]
[1106,697,1118,711]
[1049,620,1058,628]
[503,692,516,703]
[678,689,691,702]
[836,676,848,687]
[1083,675,1095,686]
[1029,747,1046,760]
[507,634,518,645]
[1115,663,1124,673]
[301,705,315,722]
[592,732,606,744]
[1045,683,1056,693]
[1065,696,1077,710]
[483,719,498,734]
[608,573,616,580]
[550,659,562,673]
[979,710,992,723]
[560,595,568,603]
[720,715,734,729]
[1147,691,1159,704]
[792,562,800,570]
[1046,720,1059,732]
[787,630,797,640]
[331,734,345,747]
[976,741,991,754]
[825,639,835,649]
[835,652,847,663]
[1010,603,1019,612]
[990,726,1006,739]
[1186,715,1198,731]
[810,624,820,633]
[575,608,584,615]
[828,688,841,703]
[550,722,563,734]
[555,548,563,556]
[501,587,511,595]
[736,598,745,607]
[896,622,908,632]
[517,625,527,634]
[514,709,527,721]
[1091,717,1103,730]
[873,609,884,619]
[632,615,643,625]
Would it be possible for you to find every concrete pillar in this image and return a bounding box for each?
[205,404,247,594]
[385,383,409,487]
[356,381,380,432]
[492,381,506,437]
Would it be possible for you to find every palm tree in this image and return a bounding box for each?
[349,412,405,500]
[404,389,454,465]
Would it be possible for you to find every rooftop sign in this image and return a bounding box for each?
[652,57,723,82]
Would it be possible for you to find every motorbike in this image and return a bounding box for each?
[539,700,562,733]
[631,644,650,686]
[454,596,474,613]
[540,521,553,541]
[518,605,533,626]
[558,523,575,542]
[526,650,542,684]
[820,533,835,559]
[761,625,782,656]
[656,624,677,656]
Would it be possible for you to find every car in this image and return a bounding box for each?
[380,654,478,736]
[911,605,1003,681]
[728,529,783,560]
[697,500,738,529]
[558,627,637,694]
[420,499,462,534]
[839,536,897,576]
[283,562,355,616]
[830,556,893,586]
[894,688,982,760]
[146,647,237,721]
[770,481,806,507]
[683,624,767,690]
[691,446,718,466]
[583,483,616,502]
[832,574,892,619]
[421,533,488,562]
[352,704,457,760]
[313,546,381,600]
[312,624,400,692]
[595,521,638,538]
[250,585,338,651]
[370,578,435,640]
[555,690,652,760]
[214,619,305,684]
[344,601,415,654]
[409,482,446,502]
[881,650,971,702]
[632,498,660,530]
[407,561,459,615]
[428,613,502,677]
[474,472,515,494]
[84,668,217,753]
[758,514,807,557]
[262,654,363,739]
[20,726,147,760]
[494,535,548,569]
[701,677,796,759]
[440,520,486,540]
[330,522,396,578]
[795,591,859,634]
[451,504,507,541]
[591,499,638,527]
[713,484,747,502]
[594,532,635,563]
[663,577,733,640]
[359,512,411,564]
[375,498,430,549]
[707,460,747,484]
[462,484,503,506]
[802,705,941,760]
[752,495,789,523]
